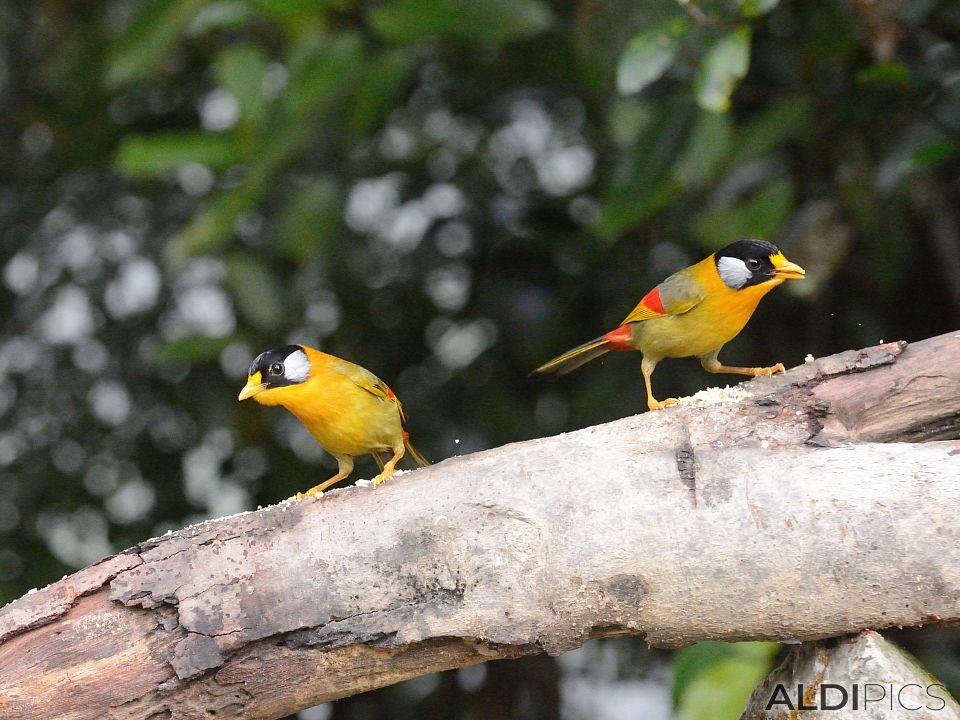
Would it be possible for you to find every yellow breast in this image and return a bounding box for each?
[635,268,782,361]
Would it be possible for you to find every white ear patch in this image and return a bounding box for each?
[717,256,751,289]
[283,348,310,383]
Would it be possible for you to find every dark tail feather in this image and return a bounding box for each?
[529,337,611,379]
[374,437,429,469]
[404,438,430,467]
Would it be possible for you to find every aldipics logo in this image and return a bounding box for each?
[765,683,949,712]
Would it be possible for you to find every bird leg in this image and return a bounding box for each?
[373,445,405,486]
[643,367,677,412]
[298,456,354,498]
[699,355,785,377]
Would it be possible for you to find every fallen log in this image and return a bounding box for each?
[1,330,958,720]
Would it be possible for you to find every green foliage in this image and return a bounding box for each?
[3,0,960,715]
[114,132,239,177]
[226,252,286,332]
[729,98,813,167]
[695,26,752,113]
[598,97,697,237]
[737,0,780,20]
[214,44,270,131]
[278,177,342,260]
[348,48,418,136]
[694,177,795,248]
[908,141,959,171]
[105,0,209,86]
[156,335,238,363]
[674,642,779,720]
[857,61,911,86]
[616,20,688,95]
[368,0,554,44]
[675,111,733,188]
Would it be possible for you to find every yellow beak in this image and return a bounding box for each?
[238,372,267,401]
[771,253,805,280]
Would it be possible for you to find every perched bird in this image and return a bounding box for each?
[531,239,805,411]
[238,345,428,496]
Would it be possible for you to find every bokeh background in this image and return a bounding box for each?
[2,0,959,717]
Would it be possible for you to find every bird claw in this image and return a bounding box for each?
[291,489,321,501]
[648,397,678,411]
[757,363,785,376]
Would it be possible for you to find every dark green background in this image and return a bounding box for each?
[1,0,959,717]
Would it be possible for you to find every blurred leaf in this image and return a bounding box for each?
[114,132,239,177]
[738,0,779,19]
[675,642,779,720]
[155,335,236,363]
[908,140,960,170]
[616,19,687,96]
[168,34,362,263]
[673,641,735,704]
[168,177,266,262]
[284,31,365,120]
[186,1,256,35]
[214,45,270,132]
[857,61,910,86]
[598,99,696,238]
[105,0,207,87]
[226,252,285,332]
[369,0,553,44]
[347,48,417,137]
[608,98,655,148]
[694,176,794,247]
[252,0,339,17]
[694,26,751,114]
[729,97,813,167]
[675,111,733,188]
[279,177,343,260]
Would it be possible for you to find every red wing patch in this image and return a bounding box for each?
[640,287,666,315]
[621,286,670,325]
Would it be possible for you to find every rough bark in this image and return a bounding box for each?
[0,330,958,720]
[743,632,960,719]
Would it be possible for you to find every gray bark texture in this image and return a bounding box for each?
[743,632,960,719]
[0,330,958,720]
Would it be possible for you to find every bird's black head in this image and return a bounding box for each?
[714,239,793,290]
[238,345,312,402]
[247,345,311,389]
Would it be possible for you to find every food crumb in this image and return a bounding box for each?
[675,385,752,407]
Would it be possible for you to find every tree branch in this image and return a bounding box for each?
[1,330,958,720]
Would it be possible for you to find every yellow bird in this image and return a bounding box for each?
[531,239,805,410]
[238,345,428,496]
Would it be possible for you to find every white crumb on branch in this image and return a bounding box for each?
[675,385,753,407]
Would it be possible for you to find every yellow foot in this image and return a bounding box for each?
[755,363,785,377]
[648,397,678,411]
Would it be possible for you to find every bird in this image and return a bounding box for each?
[530,239,805,411]
[238,344,428,496]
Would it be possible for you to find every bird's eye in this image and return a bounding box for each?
[270,362,284,375]
[746,258,760,270]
